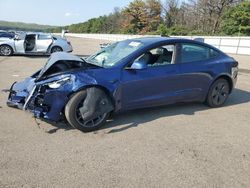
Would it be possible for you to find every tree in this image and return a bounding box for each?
[49,0,244,36]
[122,0,162,34]
[222,1,250,36]
[145,0,162,31]
[122,0,148,34]
[163,0,180,28]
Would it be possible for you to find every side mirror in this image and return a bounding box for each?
[129,60,147,70]
[14,35,20,40]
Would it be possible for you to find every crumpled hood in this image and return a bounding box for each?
[37,52,84,79]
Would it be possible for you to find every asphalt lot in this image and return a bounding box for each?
[0,37,250,188]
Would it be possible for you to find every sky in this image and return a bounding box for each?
[0,0,134,26]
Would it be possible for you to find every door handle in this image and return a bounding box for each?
[109,79,118,84]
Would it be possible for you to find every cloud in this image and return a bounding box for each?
[65,12,71,17]
[65,12,80,17]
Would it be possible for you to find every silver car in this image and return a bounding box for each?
[0,32,73,56]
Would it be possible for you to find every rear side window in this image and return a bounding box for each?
[180,43,219,63]
[38,34,52,40]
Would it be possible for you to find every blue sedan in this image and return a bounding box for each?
[7,37,238,132]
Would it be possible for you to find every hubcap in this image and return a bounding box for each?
[211,82,229,105]
[0,46,11,55]
[75,101,106,128]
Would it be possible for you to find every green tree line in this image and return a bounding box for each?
[49,0,250,36]
[0,20,56,32]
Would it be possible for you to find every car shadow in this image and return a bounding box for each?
[44,88,250,134]
[13,54,49,58]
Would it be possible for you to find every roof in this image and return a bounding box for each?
[125,37,218,51]
[128,37,197,45]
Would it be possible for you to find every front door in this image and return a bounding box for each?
[120,44,183,110]
[14,33,25,53]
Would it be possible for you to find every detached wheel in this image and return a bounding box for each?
[0,45,13,56]
[206,78,230,107]
[65,90,109,132]
[51,46,63,53]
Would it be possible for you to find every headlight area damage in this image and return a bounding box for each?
[6,52,114,132]
[7,75,72,120]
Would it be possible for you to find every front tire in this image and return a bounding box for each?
[0,45,13,56]
[206,78,230,107]
[65,90,109,132]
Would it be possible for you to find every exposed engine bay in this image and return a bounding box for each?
[36,60,85,79]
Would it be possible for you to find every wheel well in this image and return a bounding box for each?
[51,46,62,52]
[214,75,233,93]
[67,85,116,109]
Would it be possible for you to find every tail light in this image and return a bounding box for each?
[67,41,71,46]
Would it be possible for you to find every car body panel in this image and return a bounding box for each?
[120,64,183,110]
[6,37,238,122]
[14,38,25,53]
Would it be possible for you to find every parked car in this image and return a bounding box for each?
[0,31,15,39]
[6,37,238,132]
[100,43,111,49]
[0,32,73,56]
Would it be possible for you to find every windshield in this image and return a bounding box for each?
[86,40,144,68]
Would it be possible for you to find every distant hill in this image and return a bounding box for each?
[0,20,58,32]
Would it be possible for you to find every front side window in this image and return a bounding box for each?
[86,40,144,68]
[180,43,219,63]
[132,44,175,68]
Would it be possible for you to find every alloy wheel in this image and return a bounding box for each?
[0,46,12,56]
[75,100,107,128]
[211,81,229,106]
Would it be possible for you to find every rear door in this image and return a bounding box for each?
[177,42,220,101]
[35,34,53,52]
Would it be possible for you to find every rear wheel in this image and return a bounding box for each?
[206,78,230,107]
[51,46,63,53]
[0,45,13,56]
[65,90,109,132]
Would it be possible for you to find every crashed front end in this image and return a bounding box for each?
[7,73,93,121]
[6,52,102,122]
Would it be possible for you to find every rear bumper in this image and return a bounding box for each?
[65,44,73,53]
[231,66,238,90]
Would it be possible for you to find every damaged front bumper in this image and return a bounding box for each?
[7,73,97,122]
